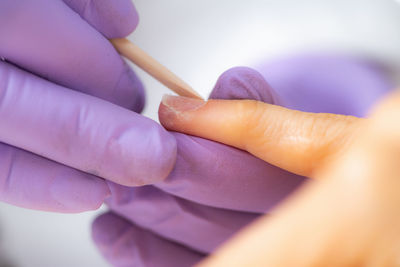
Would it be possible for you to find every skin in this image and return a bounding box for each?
[159,91,400,266]
[160,95,362,177]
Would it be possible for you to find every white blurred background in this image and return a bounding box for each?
[1,0,400,266]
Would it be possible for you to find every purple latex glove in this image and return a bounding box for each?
[92,55,393,267]
[0,0,176,213]
[257,53,393,117]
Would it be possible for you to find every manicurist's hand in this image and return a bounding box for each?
[159,83,400,266]
[0,0,176,212]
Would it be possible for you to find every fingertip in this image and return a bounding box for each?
[117,123,177,186]
[159,95,206,131]
[98,0,139,38]
[64,0,139,38]
[92,212,131,246]
[159,95,251,153]
[210,66,280,104]
[142,126,178,184]
[109,0,140,37]
[50,172,110,212]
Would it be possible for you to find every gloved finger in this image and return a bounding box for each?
[0,62,176,186]
[158,132,305,213]
[209,67,282,104]
[156,67,306,213]
[256,53,394,117]
[0,0,144,111]
[106,184,259,253]
[62,0,139,38]
[160,94,361,177]
[92,212,204,267]
[0,142,109,213]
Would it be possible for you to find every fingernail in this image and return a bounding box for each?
[161,95,206,112]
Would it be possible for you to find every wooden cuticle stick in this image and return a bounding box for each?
[110,38,203,100]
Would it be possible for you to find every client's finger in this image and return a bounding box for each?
[159,95,362,177]
[198,91,400,267]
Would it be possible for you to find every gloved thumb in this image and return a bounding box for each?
[159,80,362,178]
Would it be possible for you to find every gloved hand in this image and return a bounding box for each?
[92,54,393,267]
[0,0,176,213]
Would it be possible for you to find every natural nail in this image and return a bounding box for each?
[161,95,206,113]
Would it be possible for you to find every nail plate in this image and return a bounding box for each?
[161,95,206,112]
